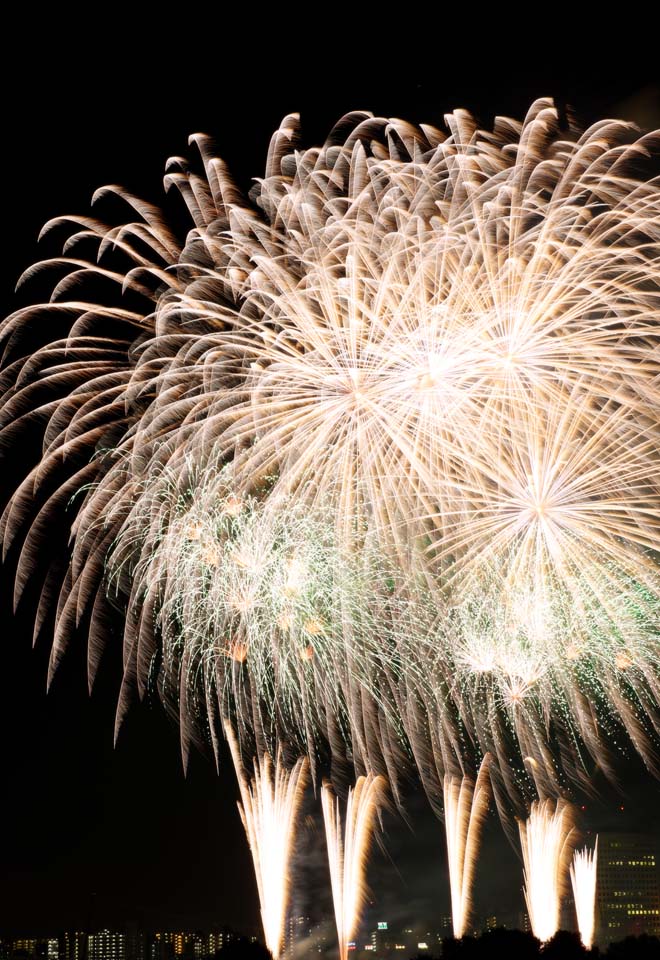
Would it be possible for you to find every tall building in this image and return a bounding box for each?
[517,910,531,933]
[88,931,126,960]
[32,940,60,959]
[12,940,37,956]
[123,925,144,960]
[60,933,87,960]
[286,915,311,959]
[370,921,390,958]
[436,916,453,940]
[597,832,660,944]
[149,933,196,960]
[202,929,230,957]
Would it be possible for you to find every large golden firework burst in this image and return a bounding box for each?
[1,98,659,817]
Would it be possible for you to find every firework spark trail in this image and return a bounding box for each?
[570,839,598,950]
[518,799,577,942]
[105,465,396,765]
[1,99,659,812]
[443,756,491,938]
[321,775,386,960]
[226,724,308,959]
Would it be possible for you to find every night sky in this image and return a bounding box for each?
[2,19,659,939]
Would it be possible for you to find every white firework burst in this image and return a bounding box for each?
[1,98,659,812]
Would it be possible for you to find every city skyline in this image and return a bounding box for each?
[2,826,660,954]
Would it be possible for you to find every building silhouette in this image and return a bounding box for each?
[88,932,127,960]
[60,933,87,960]
[597,832,660,944]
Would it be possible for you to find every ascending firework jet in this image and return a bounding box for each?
[1,100,659,822]
[322,775,386,960]
[570,839,598,950]
[443,757,491,938]
[225,723,308,959]
[518,799,577,942]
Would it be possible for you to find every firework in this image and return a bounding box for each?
[443,756,491,938]
[570,839,598,950]
[1,100,659,810]
[226,724,308,958]
[321,775,386,960]
[105,460,395,764]
[518,799,577,942]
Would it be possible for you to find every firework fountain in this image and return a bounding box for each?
[225,725,308,958]
[570,839,599,950]
[443,756,491,938]
[518,799,577,942]
[322,776,386,960]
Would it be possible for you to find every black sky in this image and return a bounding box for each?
[1,18,659,939]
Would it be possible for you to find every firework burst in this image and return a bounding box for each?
[1,99,659,812]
